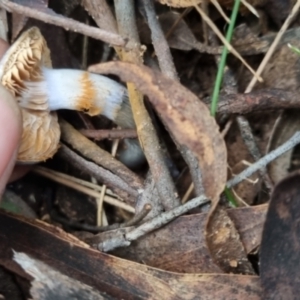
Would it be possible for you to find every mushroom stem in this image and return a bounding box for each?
[41,68,145,167]
[27,68,136,129]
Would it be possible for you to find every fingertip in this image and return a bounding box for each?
[0,84,22,193]
[0,38,9,57]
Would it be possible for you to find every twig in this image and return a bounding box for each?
[34,166,116,197]
[182,183,194,204]
[216,89,300,115]
[142,0,206,197]
[0,0,125,47]
[61,204,151,233]
[34,166,135,213]
[164,7,192,41]
[82,0,119,33]
[141,0,178,80]
[227,132,300,188]
[58,144,138,202]
[98,195,209,252]
[84,0,176,213]
[81,16,89,69]
[210,0,230,23]
[135,172,164,220]
[125,204,152,226]
[245,0,300,93]
[97,139,119,226]
[60,119,143,191]
[236,115,273,191]
[114,0,180,210]
[80,128,137,140]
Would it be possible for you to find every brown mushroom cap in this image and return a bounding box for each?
[0,27,60,163]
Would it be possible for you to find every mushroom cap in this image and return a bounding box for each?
[0,27,60,163]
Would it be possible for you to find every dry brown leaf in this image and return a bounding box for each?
[206,206,255,274]
[227,204,266,254]
[112,204,266,273]
[0,211,261,299]
[88,61,227,203]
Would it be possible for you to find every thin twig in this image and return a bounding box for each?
[142,0,178,80]
[0,0,125,47]
[125,204,152,226]
[135,172,164,220]
[81,16,89,69]
[34,166,135,213]
[227,132,300,188]
[60,119,143,191]
[142,0,206,197]
[80,128,137,140]
[216,89,300,115]
[83,0,170,216]
[97,139,119,226]
[59,144,138,202]
[210,0,230,23]
[182,183,194,204]
[236,115,273,191]
[114,0,180,210]
[34,166,116,197]
[63,204,151,233]
[82,0,119,33]
[164,7,192,41]
[98,195,209,252]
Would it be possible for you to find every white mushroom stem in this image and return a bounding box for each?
[23,68,135,129]
[24,68,145,167]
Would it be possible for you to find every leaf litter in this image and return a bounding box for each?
[0,0,300,299]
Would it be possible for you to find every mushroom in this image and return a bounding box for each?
[0,27,141,164]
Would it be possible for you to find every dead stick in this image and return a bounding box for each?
[0,0,125,46]
[98,195,209,252]
[60,119,143,191]
[80,128,137,140]
[58,144,138,202]
[141,0,205,197]
[114,0,180,210]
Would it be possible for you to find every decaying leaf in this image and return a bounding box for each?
[206,206,255,274]
[0,211,262,299]
[88,61,227,203]
[112,204,266,273]
[261,171,300,299]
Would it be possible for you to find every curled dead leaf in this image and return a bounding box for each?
[88,61,227,202]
